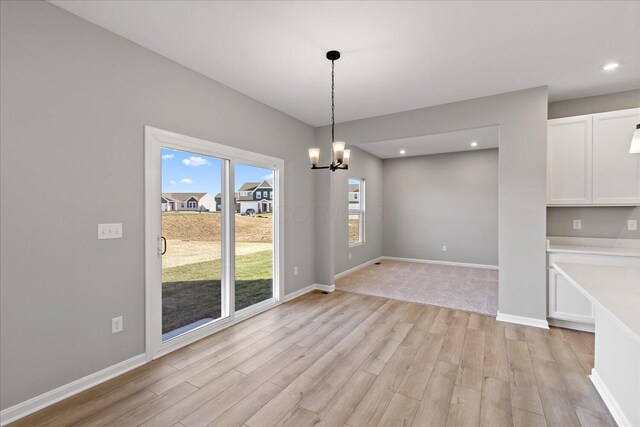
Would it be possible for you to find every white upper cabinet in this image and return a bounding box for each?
[592,108,640,204]
[547,115,592,205]
[547,108,640,206]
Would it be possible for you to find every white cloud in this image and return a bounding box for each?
[169,180,177,185]
[182,156,210,167]
[161,154,174,160]
[180,178,193,184]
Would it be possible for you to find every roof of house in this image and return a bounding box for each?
[349,184,360,192]
[161,192,207,202]
[236,180,272,201]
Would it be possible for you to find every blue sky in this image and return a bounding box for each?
[161,148,273,194]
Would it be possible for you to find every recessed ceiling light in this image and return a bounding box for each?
[601,62,621,71]
[470,141,478,147]
[399,149,406,155]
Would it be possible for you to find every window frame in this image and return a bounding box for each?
[348,177,365,247]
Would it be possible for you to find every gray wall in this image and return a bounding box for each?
[548,89,640,119]
[0,1,316,410]
[316,87,549,322]
[547,206,640,239]
[333,147,384,275]
[547,89,640,240]
[382,149,498,266]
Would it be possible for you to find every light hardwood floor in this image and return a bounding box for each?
[9,290,614,427]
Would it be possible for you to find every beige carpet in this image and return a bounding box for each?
[335,259,498,315]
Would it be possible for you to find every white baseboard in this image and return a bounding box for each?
[314,283,335,293]
[283,284,316,302]
[590,369,632,427]
[0,353,146,426]
[496,311,549,329]
[547,318,595,333]
[382,256,499,270]
[334,257,384,280]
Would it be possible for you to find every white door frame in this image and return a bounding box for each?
[144,126,284,360]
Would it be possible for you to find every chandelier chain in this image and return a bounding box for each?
[331,59,335,143]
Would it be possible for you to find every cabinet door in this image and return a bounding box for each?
[547,116,593,205]
[548,268,594,323]
[592,108,640,204]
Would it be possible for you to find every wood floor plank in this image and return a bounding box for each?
[273,406,317,427]
[376,393,419,427]
[558,367,608,413]
[347,346,416,427]
[140,370,246,427]
[411,361,458,427]
[206,381,283,427]
[480,377,513,427]
[437,311,470,365]
[512,408,547,427]
[244,349,343,427]
[430,307,454,335]
[107,382,198,427]
[38,363,179,427]
[523,327,554,362]
[401,305,438,349]
[456,328,485,391]
[506,339,544,415]
[574,406,616,427]
[69,388,158,427]
[312,370,377,427]
[484,320,510,382]
[530,357,580,427]
[468,313,488,331]
[397,332,445,400]
[180,346,307,426]
[446,385,481,427]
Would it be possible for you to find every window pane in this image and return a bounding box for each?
[235,165,274,311]
[349,213,361,245]
[348,177,364,245]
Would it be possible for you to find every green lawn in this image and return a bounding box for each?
[162,250,273,334]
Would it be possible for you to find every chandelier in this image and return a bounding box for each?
[308,50,350,171]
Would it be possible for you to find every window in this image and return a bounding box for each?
[256,191,261,198]
[188,200,197,208]
[348,177,364,246]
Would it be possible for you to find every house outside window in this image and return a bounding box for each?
[348,177,365,246]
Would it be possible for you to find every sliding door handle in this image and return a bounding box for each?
[161,236,167,255]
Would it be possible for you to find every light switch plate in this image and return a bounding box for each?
[573,220,582,230]
[629,220,638,231]
[98,223,123,240]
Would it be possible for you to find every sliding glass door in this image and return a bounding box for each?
[145,127,283,358]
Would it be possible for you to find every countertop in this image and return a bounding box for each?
[554,262,640,343]
[547,236,640,258]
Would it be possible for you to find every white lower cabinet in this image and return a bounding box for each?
[547,251,639,331]
[548,268,594,323]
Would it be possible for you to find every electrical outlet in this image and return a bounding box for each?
[629,220,638,231]
[294,266,298,276]
[573,219,582,230]
[112,316,123,334]
[442,245,447,252]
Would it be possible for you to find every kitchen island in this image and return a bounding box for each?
[554,262,640,427]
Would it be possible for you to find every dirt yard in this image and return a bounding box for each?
[161,212,272,242]
[162,240,272,269]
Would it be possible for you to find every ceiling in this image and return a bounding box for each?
[51,1,640,127]
[358,126,499,159]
